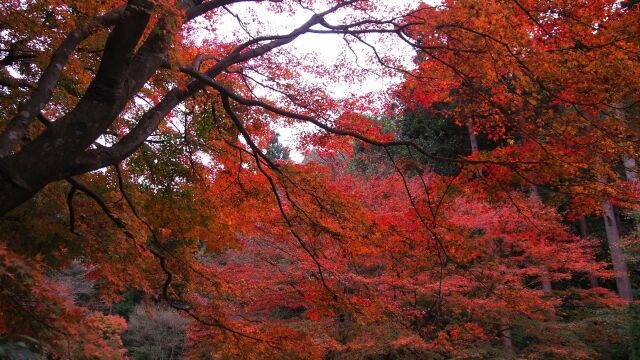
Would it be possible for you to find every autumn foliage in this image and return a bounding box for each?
[0,0,639,359]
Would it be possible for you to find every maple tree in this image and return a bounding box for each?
[1,0,639,359]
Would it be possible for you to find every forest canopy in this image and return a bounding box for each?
[0,0,639,359]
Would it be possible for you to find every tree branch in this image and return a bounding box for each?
[0,5,126,157]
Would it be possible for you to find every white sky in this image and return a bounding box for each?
[195,0,425,161]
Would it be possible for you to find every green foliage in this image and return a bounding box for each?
[627,304,640,360]
[265,132,290,161]
[398,103,471,176]
[271,305,306,320]
[112,290,145,318]
[127,131,196,194]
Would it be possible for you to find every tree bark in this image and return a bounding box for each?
[500,328,513,350]
[467,122,479,153]
[602,201,633,301]
[623,156,638,184]
[541,267,553,294]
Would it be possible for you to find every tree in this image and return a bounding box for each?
[399,0,640,298]
[0,1,427,356]
[0,0,415,213]
[398,102,472,176]
[1,0,639,358]
[123,304,189,360]
[265,132,290,161]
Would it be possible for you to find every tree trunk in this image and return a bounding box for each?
[467,122,484,178]
[500,328,513,350]
[541,267,553,294]
[618,106,638,184]
[623,156,638,184]
[622,155,640,237]
[579,216,600,288]
[467,122,479,153]
[602,201,633,301]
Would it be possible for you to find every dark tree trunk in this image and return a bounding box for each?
[579,216,600,288]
